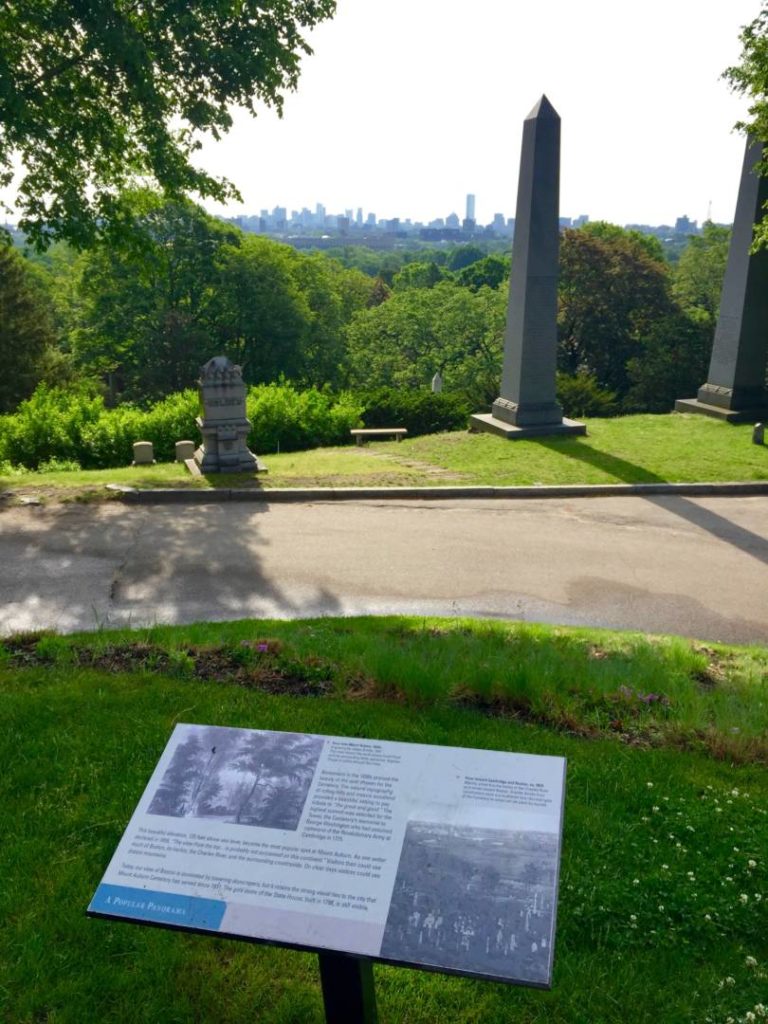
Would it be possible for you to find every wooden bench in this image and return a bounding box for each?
[350,428,408,446]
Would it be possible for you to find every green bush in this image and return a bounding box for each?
[357,387,471,436]
[0,383,363,468]
[247,384,363,453]
[556,370,618,418]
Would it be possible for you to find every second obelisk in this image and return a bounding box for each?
[471,95,585,439]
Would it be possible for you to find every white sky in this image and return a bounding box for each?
[196,0,761,227]
[2,0,761,229]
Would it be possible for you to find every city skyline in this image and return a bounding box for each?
[192,0,760,229]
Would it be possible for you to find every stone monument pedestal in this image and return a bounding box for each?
[469,412,586,439]
[194,356,267,474]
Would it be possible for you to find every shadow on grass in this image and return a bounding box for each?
[532,437,665,484]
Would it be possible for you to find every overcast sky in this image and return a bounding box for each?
[194,0,761,228]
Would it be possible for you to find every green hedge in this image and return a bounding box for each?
[357,388,471,436]
[0,384,364,469]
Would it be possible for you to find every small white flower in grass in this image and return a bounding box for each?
[632,879,640,885]
[726,876,734,882]
[658,904,665,912]
[646,782,654,788]
[733,847,740,853]
[731,788,740,797]
[725,976,736,986]
[686,825,695,832]
[739,893,750,904]
[630,914,637,921]
[755,893,763,901]
[746,956,758,968]
[715,807,723,813]
[652,838,658,844]
[704,913,711,921]
[754,1004,766,1018]
[746,1013,757,1022]
[652,806,660,813]
[662,864,669,870]
[749,859,757,868]
[641,816,650,823]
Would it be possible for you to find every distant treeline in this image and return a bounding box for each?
[1,189,730,434]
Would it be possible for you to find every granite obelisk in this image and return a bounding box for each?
[470,96,585,439]
[676,137,768,422]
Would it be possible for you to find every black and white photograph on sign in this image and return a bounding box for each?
[380,822,559,985]
[147,726,323,830]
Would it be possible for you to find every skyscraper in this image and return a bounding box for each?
[466,194,476,222]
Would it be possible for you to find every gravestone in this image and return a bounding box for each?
[676,138,768,422]
[753,422,765,445]
[431,371,443,394]
[132,441,154,465]
[175,440,195,463]
[194,357,266,474]
[470,96,585,440]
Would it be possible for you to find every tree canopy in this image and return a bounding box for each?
[725,2,768,248]
[0,0,336,249]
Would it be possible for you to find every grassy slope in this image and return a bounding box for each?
[1,414,766,498]
[2,617,768,1024]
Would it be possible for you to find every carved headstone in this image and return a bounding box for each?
[470,96,585,439]
[676,138,768,422]
[431,371,443,394]
[194,357,266,474]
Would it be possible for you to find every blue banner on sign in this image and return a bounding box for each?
[89,884,226,930]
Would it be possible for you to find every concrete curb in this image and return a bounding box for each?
[109,481,768,504]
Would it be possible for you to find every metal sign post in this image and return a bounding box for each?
[318,952,378,1024]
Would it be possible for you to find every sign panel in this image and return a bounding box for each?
[89,725,566,988]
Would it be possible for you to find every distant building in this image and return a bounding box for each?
[674,215,697,234]
[466,193,476,221]
[572,214,589,228]
[446,212,460,229]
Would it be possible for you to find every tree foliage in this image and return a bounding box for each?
[70,192,373,402]
[0,0,336,248]
[0,243,58,412]
[725,2,768,247]
[558,226,675,397]
[345,281,506,405]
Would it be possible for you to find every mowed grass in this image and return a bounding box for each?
[2,616,768,1024]
[1,413,766,500]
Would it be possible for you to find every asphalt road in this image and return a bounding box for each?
[1,495,767,643]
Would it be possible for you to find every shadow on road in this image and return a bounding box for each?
[535,438,768,567]
[0,501,342,635]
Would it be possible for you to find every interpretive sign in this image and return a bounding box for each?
[89,725,566,989]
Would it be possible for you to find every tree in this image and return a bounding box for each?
[345,281,506,404]
[673,222,730,323]
[724,3,768,248]
[455,254,510,291]
[73,192,239,401]
[0,243,58,412]
[558,226,675,398]
[0,0,336,249]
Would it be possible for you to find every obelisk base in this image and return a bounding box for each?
[676,384,768,424]
[469,412,586,439]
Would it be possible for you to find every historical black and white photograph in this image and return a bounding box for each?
[380,821,559,986]
[147,725,323,830]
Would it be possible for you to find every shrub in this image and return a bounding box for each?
[246,384,363,453]
[357,387,471,436]
[556,371,618,418]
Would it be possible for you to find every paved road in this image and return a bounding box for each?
[1,495,766,643]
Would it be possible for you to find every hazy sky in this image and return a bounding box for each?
[195,0,761,227]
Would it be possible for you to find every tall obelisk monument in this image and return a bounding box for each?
[471,96,585,439]
[676,137,768,422]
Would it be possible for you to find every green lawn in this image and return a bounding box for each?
[1,414,766,501]
[2,617,767,1024]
